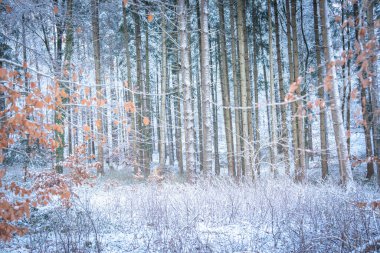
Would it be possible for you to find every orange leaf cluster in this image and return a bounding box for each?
[147,13,154,22]
[124,101,136,113]
[143,116,150,126]
[0,66,97,242]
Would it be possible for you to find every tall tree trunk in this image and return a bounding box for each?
[179,0,196,182]
[300,0,312,167]
[354,2,374,179]
[274,0,289,173]
[320,0,353,186]
[243,0,254,178]
[236,0,251,179]
[173,43,184,173]
[341,0,347,120]
[229,0,242,178]
[52,0,65,173]
[218,0,235,177]
[145,21,152,169]
[312,0,329,179]
[291,0,305,181]
[263,61,273,162]
[132,0,144,174]
[367,1,380,185]
[285,0,295,176]
[167,71,174,166]
[212,58,220,175]
[196,0,204,172]
[22,15,32,177]
[64,0,74,156]
[252,2,261,176]
[122,3,132,99]
[199,0,213,174]
[268,0,278,177]
[211,39,221,175]
[159,7,167,170]
[91,0,104,175]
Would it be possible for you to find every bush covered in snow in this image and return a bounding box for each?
[2,177,380,252]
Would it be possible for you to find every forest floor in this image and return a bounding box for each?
[1,160,380,253]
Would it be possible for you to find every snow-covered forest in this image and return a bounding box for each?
[0,0,379,252]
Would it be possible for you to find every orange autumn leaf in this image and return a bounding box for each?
[97,99,106,107]
[60,89,68,98]
[35,101,44,109]
[44,95,52,104]
[6,5,12,13]
[124,101,135,113]
[0,68,8,79]
[147,13,154,22]
[53,5,59,14]
[359,27,366,38]
[83,124,91,132]
[96,119,102,128]
[143,117,150,126]
[85,87,90,95]
[30,82,37,89]
[350,88,358,99]
[72,72,78,82]
[56,112,63,120]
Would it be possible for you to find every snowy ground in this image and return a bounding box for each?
[1,167,380,253]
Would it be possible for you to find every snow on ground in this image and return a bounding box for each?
[1,169,380,252]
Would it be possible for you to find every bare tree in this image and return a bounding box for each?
[91,0,104,175]
[218,0,235,177]
[199,0,213,174]
[320,0,353,186]
[312,0,329,179]
[159,6,167,171]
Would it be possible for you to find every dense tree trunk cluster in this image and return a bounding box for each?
[0,0,378,186]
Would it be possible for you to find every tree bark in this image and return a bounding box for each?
[132,0,144,174]
[367,1,380,186]
[312,0,329,179]
[196,0,204,172]
[268,0,278,177]
[252,2,261,176]
[159,7,167,171]
[199,0,213,174]
[145,20,152,169]
[218,0,235,177]
[229,0,242,178]
[354,2,374,179]
[211,44,220,175]
[236,0,251,179]
[179,0,196,182]
[274,0,290,173]
[291,0,305,181]
[91,0,104,175]
[320,0,353,186]
[243,0,254,178]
